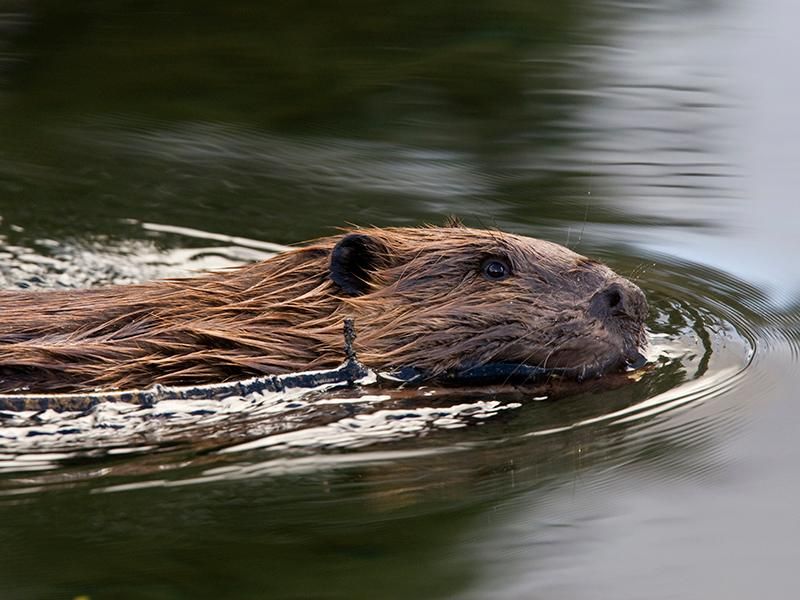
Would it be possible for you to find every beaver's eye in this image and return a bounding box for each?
[481,257,511,281]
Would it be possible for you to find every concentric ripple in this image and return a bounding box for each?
[0,231,769,498]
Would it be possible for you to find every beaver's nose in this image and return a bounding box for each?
[588,281,648,322]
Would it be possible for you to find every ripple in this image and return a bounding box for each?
[0,233,772,499]
[0,222,277,290]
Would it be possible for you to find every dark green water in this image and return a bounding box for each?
[1,1,799,598]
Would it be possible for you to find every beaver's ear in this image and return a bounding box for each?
[330,233,389,296]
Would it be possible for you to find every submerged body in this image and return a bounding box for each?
[0,226,648,393]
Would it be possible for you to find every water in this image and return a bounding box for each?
[1,0,799,598]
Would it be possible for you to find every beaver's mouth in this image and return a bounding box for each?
[381,347,647,386]
[448,350,646,385]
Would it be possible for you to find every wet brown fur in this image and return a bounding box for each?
[0,226,648,393]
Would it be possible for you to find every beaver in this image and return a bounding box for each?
[0,225,648,394]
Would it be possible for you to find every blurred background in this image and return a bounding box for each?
[0,1,799,599]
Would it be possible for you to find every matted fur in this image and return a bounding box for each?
[0,226,647,393]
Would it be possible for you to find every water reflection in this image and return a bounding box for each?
[0,0,799,598]
[0,223,276,289]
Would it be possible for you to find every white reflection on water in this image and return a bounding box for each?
[567,0,800,304]
[221,400,518,454]
[0,226,276,289]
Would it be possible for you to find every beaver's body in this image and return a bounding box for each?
[0,226,647,393]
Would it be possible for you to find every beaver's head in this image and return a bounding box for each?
[328,226,648,381]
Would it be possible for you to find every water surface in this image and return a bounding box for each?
[0,1,798,599]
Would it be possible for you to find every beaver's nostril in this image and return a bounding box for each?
[589,282,645,321]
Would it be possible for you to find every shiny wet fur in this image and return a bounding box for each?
[0,226,647,393]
